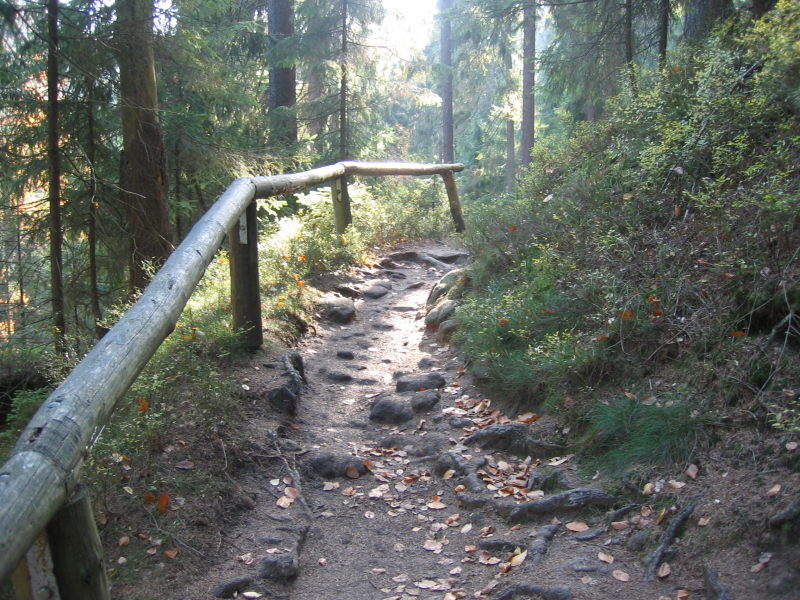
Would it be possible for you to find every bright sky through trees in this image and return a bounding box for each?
[371,0,435,61]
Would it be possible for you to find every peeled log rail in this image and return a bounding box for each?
[0,160,464,587]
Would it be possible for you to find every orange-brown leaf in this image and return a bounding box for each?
[158,493,170,514]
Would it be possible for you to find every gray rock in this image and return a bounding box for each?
[212,575,255,598]
[425,299,457,329]
[326,371,353,383]
[574,527,605,541]
[336,350,355,360]
[567,558,602,572]
[449,416,474,429]
[410,389,441,413]
[437,319,458,341]
[396,372,446,393]
[334,284,360,298]
[427,268,466,307]
[324,298,356,323]
[363,283,391,299]
[371,323,394,331]
[258,553,298,581]
[625,529,650,552]
[306,451,367,479]
[417,358,436,369]
[370,397,414,424]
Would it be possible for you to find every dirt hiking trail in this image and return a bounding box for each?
[140,240,781,600]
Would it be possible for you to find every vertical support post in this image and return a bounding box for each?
[12,532,61,600]
[228,200,263,351]
[331,176,352,236]
[441,171,466,233]
[47,488,109,600]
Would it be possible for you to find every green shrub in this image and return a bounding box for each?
[584,395,715,472]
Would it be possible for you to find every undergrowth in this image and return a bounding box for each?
[454,1,800,471]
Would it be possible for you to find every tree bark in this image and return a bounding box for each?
[116,0,173,292]
[658,0,669,66]
[624,0,636,91]
[85,80,105,339]
[683,0,734,41]
[47,0,66,354]
[505,118,516,193]
[439,0,454,164]
[268,0,297,145]
[339,0,349,161]
[750,0,776,19]
[519,3,536,168]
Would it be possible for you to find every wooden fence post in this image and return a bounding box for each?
[441,171,466,233]
[331,176,352,235]
[47,488,109,600]
[228,199,263,351]
[12,532,60,600]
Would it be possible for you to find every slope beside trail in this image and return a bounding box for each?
[151,240,747,600]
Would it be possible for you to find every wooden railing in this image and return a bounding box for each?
[0,161,464,598]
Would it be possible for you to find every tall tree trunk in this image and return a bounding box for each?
[658,0,670,66]
[116,0,173,292]
[439,0,454,164]
[684,0,734,41]
[47,0,66,353]
[307,69,326,156]
[85,80,105,339]
[173,136,183,241]
[505,118,516,193]
[339,0,349,161]
[750,0,776,19]
[624,0,636,92]
[519,2,535,168]
[268,0,297,145]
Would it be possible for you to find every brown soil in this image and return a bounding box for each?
[108,240,800,600]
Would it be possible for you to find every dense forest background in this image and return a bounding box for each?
[1,0,798,449]
[1,0,799,596]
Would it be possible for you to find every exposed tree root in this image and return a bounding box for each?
[464,423,566,458]
[645,494,703,581]
[768,493,800,528]
[704,566,733,600]
[508,489,619,523]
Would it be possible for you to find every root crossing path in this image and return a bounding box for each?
[178,241,697,600]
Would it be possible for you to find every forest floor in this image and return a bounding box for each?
[111,240,799,600]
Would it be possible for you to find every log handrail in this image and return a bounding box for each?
[0,160,464,586]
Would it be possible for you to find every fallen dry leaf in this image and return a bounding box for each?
[566,521,589,532]
[443,469,456,480]
[423,539,443,553]
[164,548,178,559]
[698,516,711,527]
[509,549,527,566]
[241,592,262,599]
[118,536,130,547]
[342,486,356,496]
[786,441,798,451]
[276,495,294,508]
[612,570,630,582]
[345,465,361,479]
[685,464,699,479]
[364,511,376,519]
[284,486,299,499]
[322,481,339,491]
[461,523,473,534]
[657,562,671,579]
[428,495,448,510]
[610,520,629,530]
[676,589,690,599]
[478,552,501,565]
[642,482,655,495]
[598,552,614,564]
[767,484,781,497]
[174,460,194,470]
[668,480,686,489]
